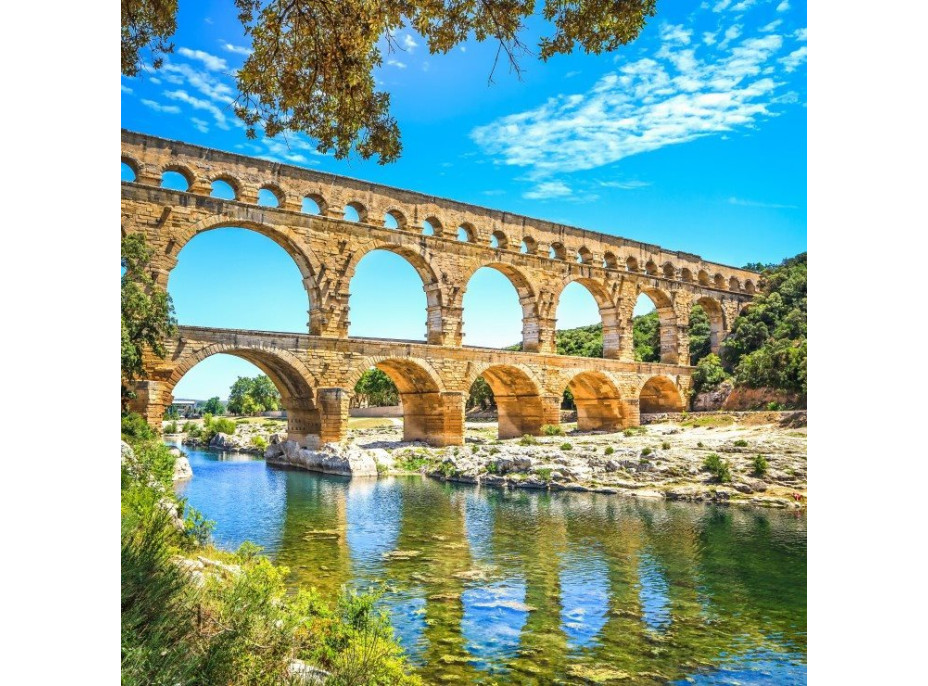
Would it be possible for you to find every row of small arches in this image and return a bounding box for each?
[121,159,754,294]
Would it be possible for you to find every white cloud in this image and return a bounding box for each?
[712,0,733,11]
[222,42,253,57]
[777,0,790,11]
[149,77,162,85]
[660,24,692,45]
[729,196,797,209]
[781,46,807,73]
[732,0,757,11]
[720,24,743,48]
[523,181,572,200]
[164,89,231,129]
[191,117,210,133]
[703,32,718,45]
[121,84,133,94]
[471,19,795,179]
[258,136,320,165]
[761,20,782,32]
[598,180,650,190]
[177,47,228,71]
[386,59,407,69]
[402,34,418,51]
[565,70,581,78]
[794,28,807,41]
[162,62,235,103]
[141,99,181,114]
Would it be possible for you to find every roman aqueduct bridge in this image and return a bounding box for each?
[122,130,756,446]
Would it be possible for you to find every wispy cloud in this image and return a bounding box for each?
[177,47,228,71]
[386,59,407,69]
[523,180,573,200]
[164,89,232,129]
[162,62,235,103]
[141,99,181,114]
[781,46,807,73]
[776,0,790,11]
[402,34,418,51]
[121,84,133,94]
[191,117,210,134]
[728,196,797,209]
[598,180,650,190]
[221,42,252,57]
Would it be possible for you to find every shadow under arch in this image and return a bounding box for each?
[461,261,539,351]
[639,376,685,414]
[565,370,627,432]
[552,277,623,359]
[344,242,444,344]
[167,341,320,441]
[348,356,453,446]
[163,215,323,334]
[468,363,547,439]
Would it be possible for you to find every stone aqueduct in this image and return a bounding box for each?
[122,130,757,447]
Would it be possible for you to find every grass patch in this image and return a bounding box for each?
[733,439,749,448]
[661,441,670,450]
[641,447,652,456]
[542,424,565,436]
[518,434,539,446]
[559,442,573,451]
[535,468,553,482]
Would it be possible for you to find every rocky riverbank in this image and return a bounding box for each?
[166,413,807,508]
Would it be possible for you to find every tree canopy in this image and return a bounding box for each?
[122,0,656,162]
[121,233,177,393]
[353,368,399,407]
[227,375,281,415]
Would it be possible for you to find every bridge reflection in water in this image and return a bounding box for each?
[177,445,807,685]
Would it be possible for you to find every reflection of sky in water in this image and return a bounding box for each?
[383,593,428,664]
[461,579,529,672]
[174,443,285,553]
[673,647,807,685]
[345,478,400,570]
[559,549,610,649]
[462,490,494,562]
[638,551,672,632]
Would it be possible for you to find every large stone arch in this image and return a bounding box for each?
[466,362,548,439]
[637,285,681,364]
[163,341,320,441]
[343,242,445,344]
[347,355,461,446]
[639,376,686,414]
[551,277,624,359]
[563,370,628,432]
[459,261,540,351]
[161,214,323,334]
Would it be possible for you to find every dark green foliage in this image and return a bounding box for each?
[661,441,671,450]
[733,439,748,448]
[202,396,225,415]
[604,446,614,455]
[518,434,539,446]
[633,311,661,362]
[535,468,554,482]
[354,368,399,407]
[752,454,769,477]
[688,304,713,365]
[721,253,807,398]
[467,376,495,410]
[164,420,178,434]
[702,453,732,483]
[543,424,565,436]
[122,412,156,441]
[692,353,728,394]
[641,447,652,456]
[227,375,281,415]
[559,442,573,451]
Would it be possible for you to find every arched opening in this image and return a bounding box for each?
[468,365,545,439]
[422,216,441,237]
[169,227,310,333]
[300,195,323,216]
[457,223,475,242]
[639,376,685,414]
[549,242,567,260]
[344,201,366,223]
[462,265,533,350]
[257,187,281,207]
[645,259,658,276]
[632,289,678,364]
[729,276,741,292]
[698,270,710,286]
[577,247,592,264]
[662,263,675,279]
[565,371,626,432]
[744,279,756,295]
[681,268,693,282]
[121,160,137,182]
[603,252,619,269]
[383,210,406,230]
[347,249,433,341]
[355,359,452,445]
[555,280,621,358]
[161,170,191,192]
[521,237,536,254]
[211,178,237,200]
[168,348,319,444]
[692,297,725,358]
[626,256,639,272]
[490,230,508,250]
[714,273,727,290]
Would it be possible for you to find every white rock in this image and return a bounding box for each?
[266,441,378,477]
[173,456,193,481]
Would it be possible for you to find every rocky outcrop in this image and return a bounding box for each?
[265,441,378,477]
[171,449,193,481]
[209,432,249,451]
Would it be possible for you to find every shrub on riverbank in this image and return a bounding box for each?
[702,453,733,483]
[121,432,421,684]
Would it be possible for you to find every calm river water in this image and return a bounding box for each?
[174,443,806,684]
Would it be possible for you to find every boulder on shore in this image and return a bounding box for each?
[173,455,194,481]
[265,441,378,477]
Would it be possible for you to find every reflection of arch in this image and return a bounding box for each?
[638,287,679,364]
[639,376,685,413]
[167,342,319,439]
[695,297,726,354]
[553,277,621,358]
[166,215,321,333]
[469,364,545,439]
[566,370,626,431]
[349,356,448,445]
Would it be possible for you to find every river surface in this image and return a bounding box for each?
[174,443,807,684]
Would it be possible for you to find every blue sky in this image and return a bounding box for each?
[121,0,807,400]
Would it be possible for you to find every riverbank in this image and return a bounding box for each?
[168,412,807,508]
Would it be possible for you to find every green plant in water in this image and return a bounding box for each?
[702,453,732,483]
[438,462,457,478]
[752,453,769,477]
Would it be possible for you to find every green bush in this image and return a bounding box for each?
[641,447,652,456]
[542,424,565,436]
[486,462,499,474]
[661,441,670,450]
[213,418,237,435]
[535,468,553,482]
[752,454,769,477]
[559,442,573,451]
[182,421,197,434]
[164,420,179,434]
[692,353,728,395]
[251,436,268,451]
[518,434,539,446]
[122,412,156,440]
[733,439,748,448]
[697,441,704,448]
[702,453,732,483]
[604,446,614,455]
[767,401,783,411]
